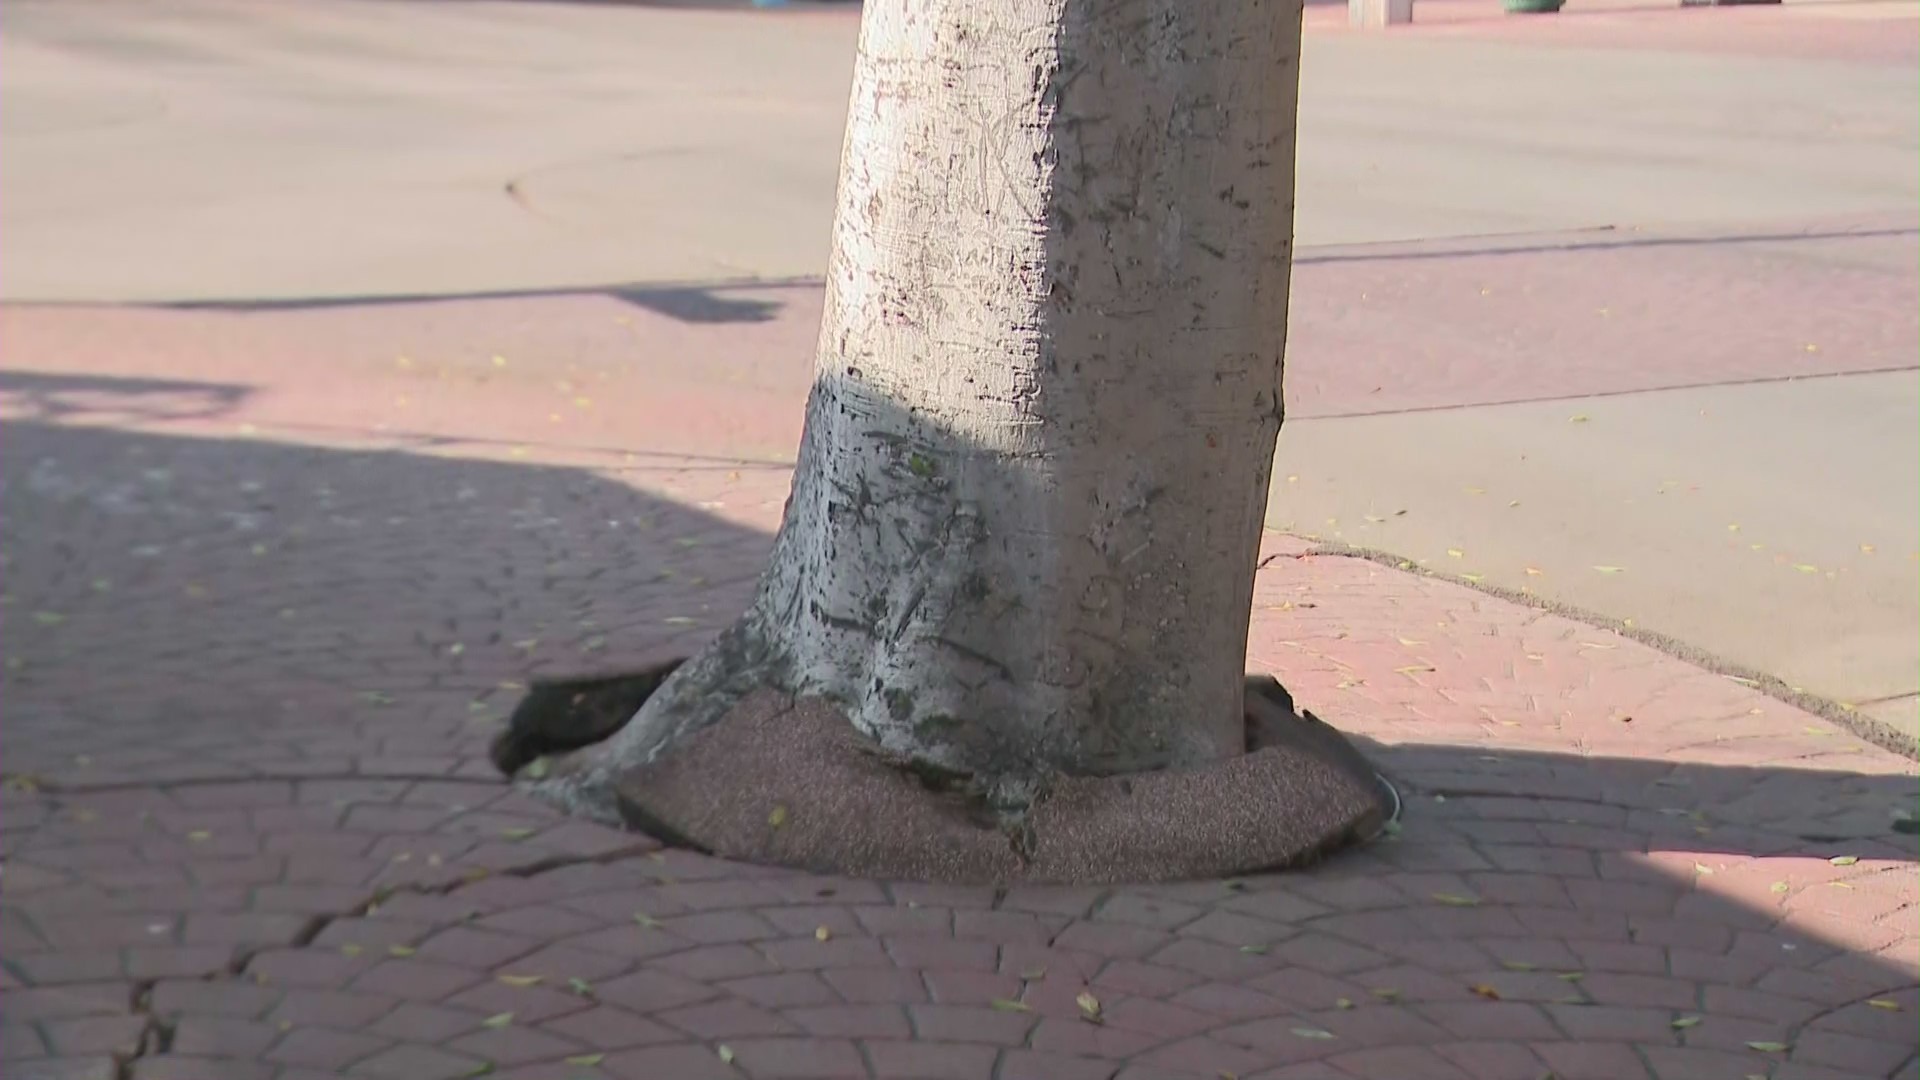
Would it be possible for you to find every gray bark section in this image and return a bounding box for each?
[553,0,1300,819]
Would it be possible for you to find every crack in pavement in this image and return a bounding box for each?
[109,837,664,1079]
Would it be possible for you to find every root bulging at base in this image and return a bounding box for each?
[505,669,1390,885]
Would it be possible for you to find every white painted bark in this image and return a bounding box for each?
[553,0,1301,820]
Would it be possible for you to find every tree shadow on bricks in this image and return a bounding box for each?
[3,378,1916,1078]
[0,411,779,792]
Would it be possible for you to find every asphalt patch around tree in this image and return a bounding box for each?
[500,669,1395,884]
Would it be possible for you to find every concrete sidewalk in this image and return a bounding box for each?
[1267,216,1920,747]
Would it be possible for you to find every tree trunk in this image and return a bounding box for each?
[543,0,1304,827]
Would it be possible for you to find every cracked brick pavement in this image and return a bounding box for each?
[2,292,1917,1080]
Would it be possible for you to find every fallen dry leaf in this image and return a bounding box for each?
[481,1013,513,1029]
[1076,990,1103,1023]
[497,974,543,988]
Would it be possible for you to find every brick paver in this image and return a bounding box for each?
[3,288,1916,1079]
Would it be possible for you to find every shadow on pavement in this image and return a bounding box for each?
[1,373,1913,1074]
[4,373,1915,866]
[153,279,822,324]
[0,400,775,791]
[86,219,1915,319]
[0,369,253,425]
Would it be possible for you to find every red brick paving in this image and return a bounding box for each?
[3,249,1917,1078]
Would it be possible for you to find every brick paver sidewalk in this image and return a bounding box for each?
[2,299,1916,1080]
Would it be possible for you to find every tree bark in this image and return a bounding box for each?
[544,0,1301,824]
